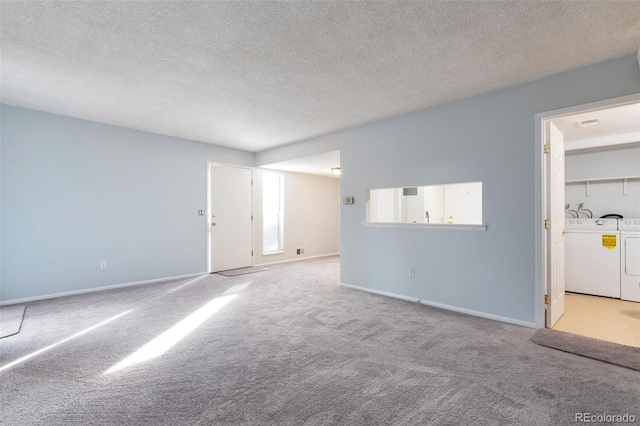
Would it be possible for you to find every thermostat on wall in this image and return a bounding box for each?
[343,196,355,205]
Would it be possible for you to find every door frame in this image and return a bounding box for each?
[534,93,640,328]
[206,161,255,273]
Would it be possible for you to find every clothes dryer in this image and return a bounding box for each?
[619,218,640,302]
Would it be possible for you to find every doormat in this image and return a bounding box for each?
[0,305,26,339]
[532,328,640,372]
[216,266,270,277]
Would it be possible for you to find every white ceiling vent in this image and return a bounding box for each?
[577,119,600,128]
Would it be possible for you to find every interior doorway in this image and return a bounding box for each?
[538,94,640,347]
[256,150,341,266]
[208,163,253,273]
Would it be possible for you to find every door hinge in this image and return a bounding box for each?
[251,179,253,185]
[251,250,254,256]
[545,295,551,304]
[543,144,550,154]
[251,215,253,221]
[544,219,551,230]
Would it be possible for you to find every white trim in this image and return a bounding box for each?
[341,283,419,303]
[255,252,340,267]
[340,282,536,328]
[363,222,487,231]
[262,250,285,256]
[534,92,640,329]
[0,272,207,306]
[536,93,640,121]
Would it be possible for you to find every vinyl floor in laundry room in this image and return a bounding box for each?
[553,292,640,348]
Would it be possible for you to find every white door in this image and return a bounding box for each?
[546,122,565,327]
[209,164,252,272]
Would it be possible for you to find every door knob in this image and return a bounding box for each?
[212,214,216,218]
[562,229,568,235]
[211,222,217,227]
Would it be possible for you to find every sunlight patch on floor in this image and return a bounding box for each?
[222,282,253,295]
[104,294,236,374]
[0,310,133,373]
[163,275,208,295]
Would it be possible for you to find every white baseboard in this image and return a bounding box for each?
[341,283,420,303]
[255,252,340,267]
[340,282,536,329]
[0,272,208,306]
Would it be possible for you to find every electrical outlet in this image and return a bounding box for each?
[297,248,305,255]
[409,268,415,278]
[100,261,107,270]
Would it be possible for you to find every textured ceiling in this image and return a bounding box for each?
[1,1,639,152]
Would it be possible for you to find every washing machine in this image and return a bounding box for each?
[565,218,620,298]
[619,218,640,302]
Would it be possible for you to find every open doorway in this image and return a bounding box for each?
[539,94,640,348]
[255,150,341,266]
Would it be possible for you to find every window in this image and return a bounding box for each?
[366,181,482,225]
[263,173,284,254]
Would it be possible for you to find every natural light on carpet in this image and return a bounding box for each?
[162,275,208,295]
[222,282,252,295]
[104,294,237,374]
[0,310,132,373]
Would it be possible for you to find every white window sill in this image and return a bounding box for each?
[262,250,285,256]
[363,222,487,231]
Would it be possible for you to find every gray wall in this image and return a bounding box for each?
[258,54,640,326]
[3,54,639,325]
[566,146,640,181]
[1,106,253,302]
[0,110,3,296]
